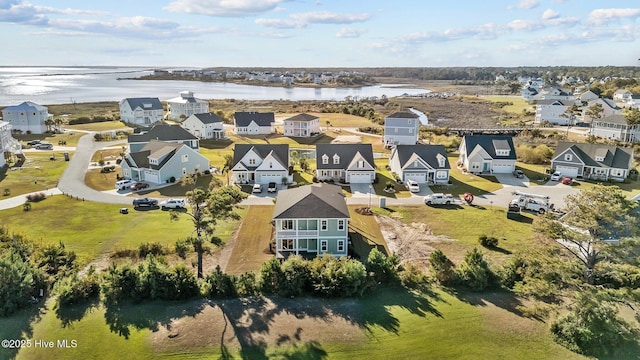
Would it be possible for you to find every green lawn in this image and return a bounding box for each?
[430,157,503,197]
[515,162,550,186]
[1,152,72,197]
[480,96,535,115]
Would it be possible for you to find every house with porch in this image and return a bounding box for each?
[127,124,199,153]
[551,141,634,182]
[0,121,22,167]
[283,113,321,137]
[182,113,226,140]
[1,101,49,134]
[458,135,517,174]
[234,112,275,135]
[231,144,290,185]
[613,89,633,103]
[315,144,375,184]
[165,91,208,121]
[591,114,640,143]
[120,140,210,184]
[383,111,420,147]
[272,183,350,259]
[119,97,164,126]
[389,144,450,184]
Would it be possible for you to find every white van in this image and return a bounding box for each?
[115,179,135,190]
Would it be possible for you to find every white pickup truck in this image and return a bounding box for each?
[424,193,455,205]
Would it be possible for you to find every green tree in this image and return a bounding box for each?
[429,249,455,284]
[534,185,638,284]
[584,102,604,125]
[624,107,640,125]
[0,251,38,316]
[366,248,401,285]
[561,104,581,125]
[508,82,522,94]
[456,248,494,291]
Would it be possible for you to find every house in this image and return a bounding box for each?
[535,100,572,125]
[165,91,209,121]
[231,144,289,185]
[120,140,210,184]
[234,112,275,135]
[536,86,575,102]
[578,90,599,104]
[591,114,640,143]
[627,94,640,109]
[272,183,350,259]
[283,113,321,137]
[383,111,421,147]
[315,144,375,184]
[182,113,225,140]
[458,135,517,174]
[1,101,49,134]
[583,98,621,123]
[0,121,22,167]
[389,145,450,184]
[551,141,634,182]
[613,89,633,103]
[119,97,164,125]
[127,124,199,153]
[521,87,538,101]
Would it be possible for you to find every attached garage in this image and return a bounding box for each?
[491,162,515,174]
[404,172,427,183]
[258,173,285,184]
[348,172,373,184]
[555,165,579,178]
[143,170,160,184]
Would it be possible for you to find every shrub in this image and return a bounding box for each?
[478,234,499,248]
[23,202,31,211]
[429,249,456,284]
[309,255,367,297]
[55,272,100,307]
[205,265,237,298]
[25,192,46,202]
[279,255,311,297]
[258,258,282,295]
[400,262,430,290]
[235,272,259,297]
[174,239,190,259]
[3,188,10,196]
[456,248,495,291]
[366,248,402,285]
[138,242,167,259]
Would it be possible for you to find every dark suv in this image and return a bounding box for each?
[267,182,277,193]
[132,197,158,208]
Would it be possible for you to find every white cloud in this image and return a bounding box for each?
[336,27,365,38]
[509,0,539,10]
[164,0,290,17]
[542,9,559,20]
[255,18,302,29]
[289,11,370,24]
[587,8,640,25]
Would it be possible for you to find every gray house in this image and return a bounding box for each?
[273,183,350,259]
[128,124,199,153]
[591,114,640,143]
[315,144,375,184]
[551,141,634,182]
[121,140,210,184]
[383,111,420,147]
[458,135,517,174]
[389,145,450,184]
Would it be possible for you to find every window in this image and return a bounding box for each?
[249,158,256,165]
[338,240,345,252]
[611,169,624,177]
[438,157,446,168]
[564,153,573,161]
[436,170,448,179]
[414,160,419,168]
[281,239,294,250]
[322,154,329,164]
[333,154,340,164]
[320,240,328,252]
[182,168,187,175]
[149,158,158,165]
[321,220,327,231]
[338,220,345,231]
[281,220,293,230]
[269,162,273,169]
[409,128,413,134]
[182,154,189,162]
[358,160,364,168]
[407,119,412,125]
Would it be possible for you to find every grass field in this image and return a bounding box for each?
[0,152,72,197]
[224,205,275,275]
[479,95,535,115]
[430,157,503,197]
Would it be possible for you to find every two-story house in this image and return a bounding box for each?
[591,114,640,143]
[119,98,164,126]
[551,141,634,182]
[613,89,633,103]
[234,112,275,135]
[383,111,420,147]
[1,101,49,134]
[315,144,375,184]
[272,183,350,259]
[166,91,208,121]
[182,113,226,140]
[535,100,572,125]
[283,113,321,137]
[0,121,21,167]
[458,135,517,174]
[389,144,450,184]
[231,144,290,185]
[127,124,199,153]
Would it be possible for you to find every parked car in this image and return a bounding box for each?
[34,142,53,150]
[267,182,277,193]
[130,182,149,191]
[406,179,420,193]
[115,179,135,190]
[160,198,185,210]
[132,197,158,208]
[561,176,573,185]
[550,171,562,181]
[513,170,525,178]
[252,183,262,193]
[424,193,454,205]
[26,140,41,146]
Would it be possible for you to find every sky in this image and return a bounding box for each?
[1,0,640,68]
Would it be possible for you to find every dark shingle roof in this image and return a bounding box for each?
[128,124,198,143]
[387,111,419,119]
[462,135,517,160]
[128,140,182,170]
[554,141,633,169]
[597,114,628,125]
[273,183,349,219]
[234,112,275,127]
[123,97,163,111]
[284,113,319,122]
[232,144,289,169]
[315,144,375,170]
[191,113,223,124]
[394,145,450,169]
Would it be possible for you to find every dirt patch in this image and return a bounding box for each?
[374,214,455,271]
[331,135,361,143]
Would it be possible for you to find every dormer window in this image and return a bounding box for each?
[249,158,256,165]
[495,149,510,156]
[595,156,604,162]
[358,160,365,168]
[564,153,573,161]
[333,154,340,164]
[438,156,446,168]
[149,158,158,165]
[322,154,329,165]
[414,160,419,167]
[269,162,273,169]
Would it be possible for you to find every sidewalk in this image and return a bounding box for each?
[0,188,63,210]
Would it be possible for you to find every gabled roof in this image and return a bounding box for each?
[284,113,319,122]
[596,114,628,125]
[536,99,568,106]
[232,144,289,169]
[190,113,223,124]
[316,144,375,170]
[462,135,517,160]
[2,101,48,112]
[553,141,633,169]
[128,124,198,143]
[273,183,349,219]
[614,89,633,95]
[393,145,450,169]
[234,112,275,127]
[127,140,183,170]
[122,97,163,111]
[386,111,419,119]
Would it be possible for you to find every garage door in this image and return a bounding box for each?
[348,172,372,184]
[491,162,515,174]
[404,172,427,183]
[555,165,579,178]
[258,173,283,184]
[143,171,160,184]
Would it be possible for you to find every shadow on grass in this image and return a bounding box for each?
[55,298,100,328]
[445,288,544,322]
[482,245,512,255]
[0,303,47,360]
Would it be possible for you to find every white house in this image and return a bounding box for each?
[182,113,225,140]
[231,144,290,185]
[1,101,49,134]
[127,124,199,153]
[535,100,572,125]
[389,144,450,184]
[613,89,633,103]
[119,98,164,126]
[283,113,322,137]
[626,95,640,109]
[551,141,634,182]
[234,112,275,135]
[536,86,574,102]
[591,114,640,143]
[383,111,420,147]
[315,144,376,184]
[166,91,208,121]
[0,121,22,167]
[458,135,517,174]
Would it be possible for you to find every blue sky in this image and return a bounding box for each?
[1,0,640,67]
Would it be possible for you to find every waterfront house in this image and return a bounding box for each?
[165,91,209,121]
[1,101,49,134]
[182,113,226,140]
[591,114,640,143]
[283,113,321,137]
[119,97,164,126]
[383,111,420,147]
[128,124,199,153]
[234,112,275,135]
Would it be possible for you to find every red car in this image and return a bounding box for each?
[561,176,573,185]
[130,182,149,191]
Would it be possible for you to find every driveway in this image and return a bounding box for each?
[349,183,374,198]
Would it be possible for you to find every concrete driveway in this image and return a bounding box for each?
[349,183,374,198]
